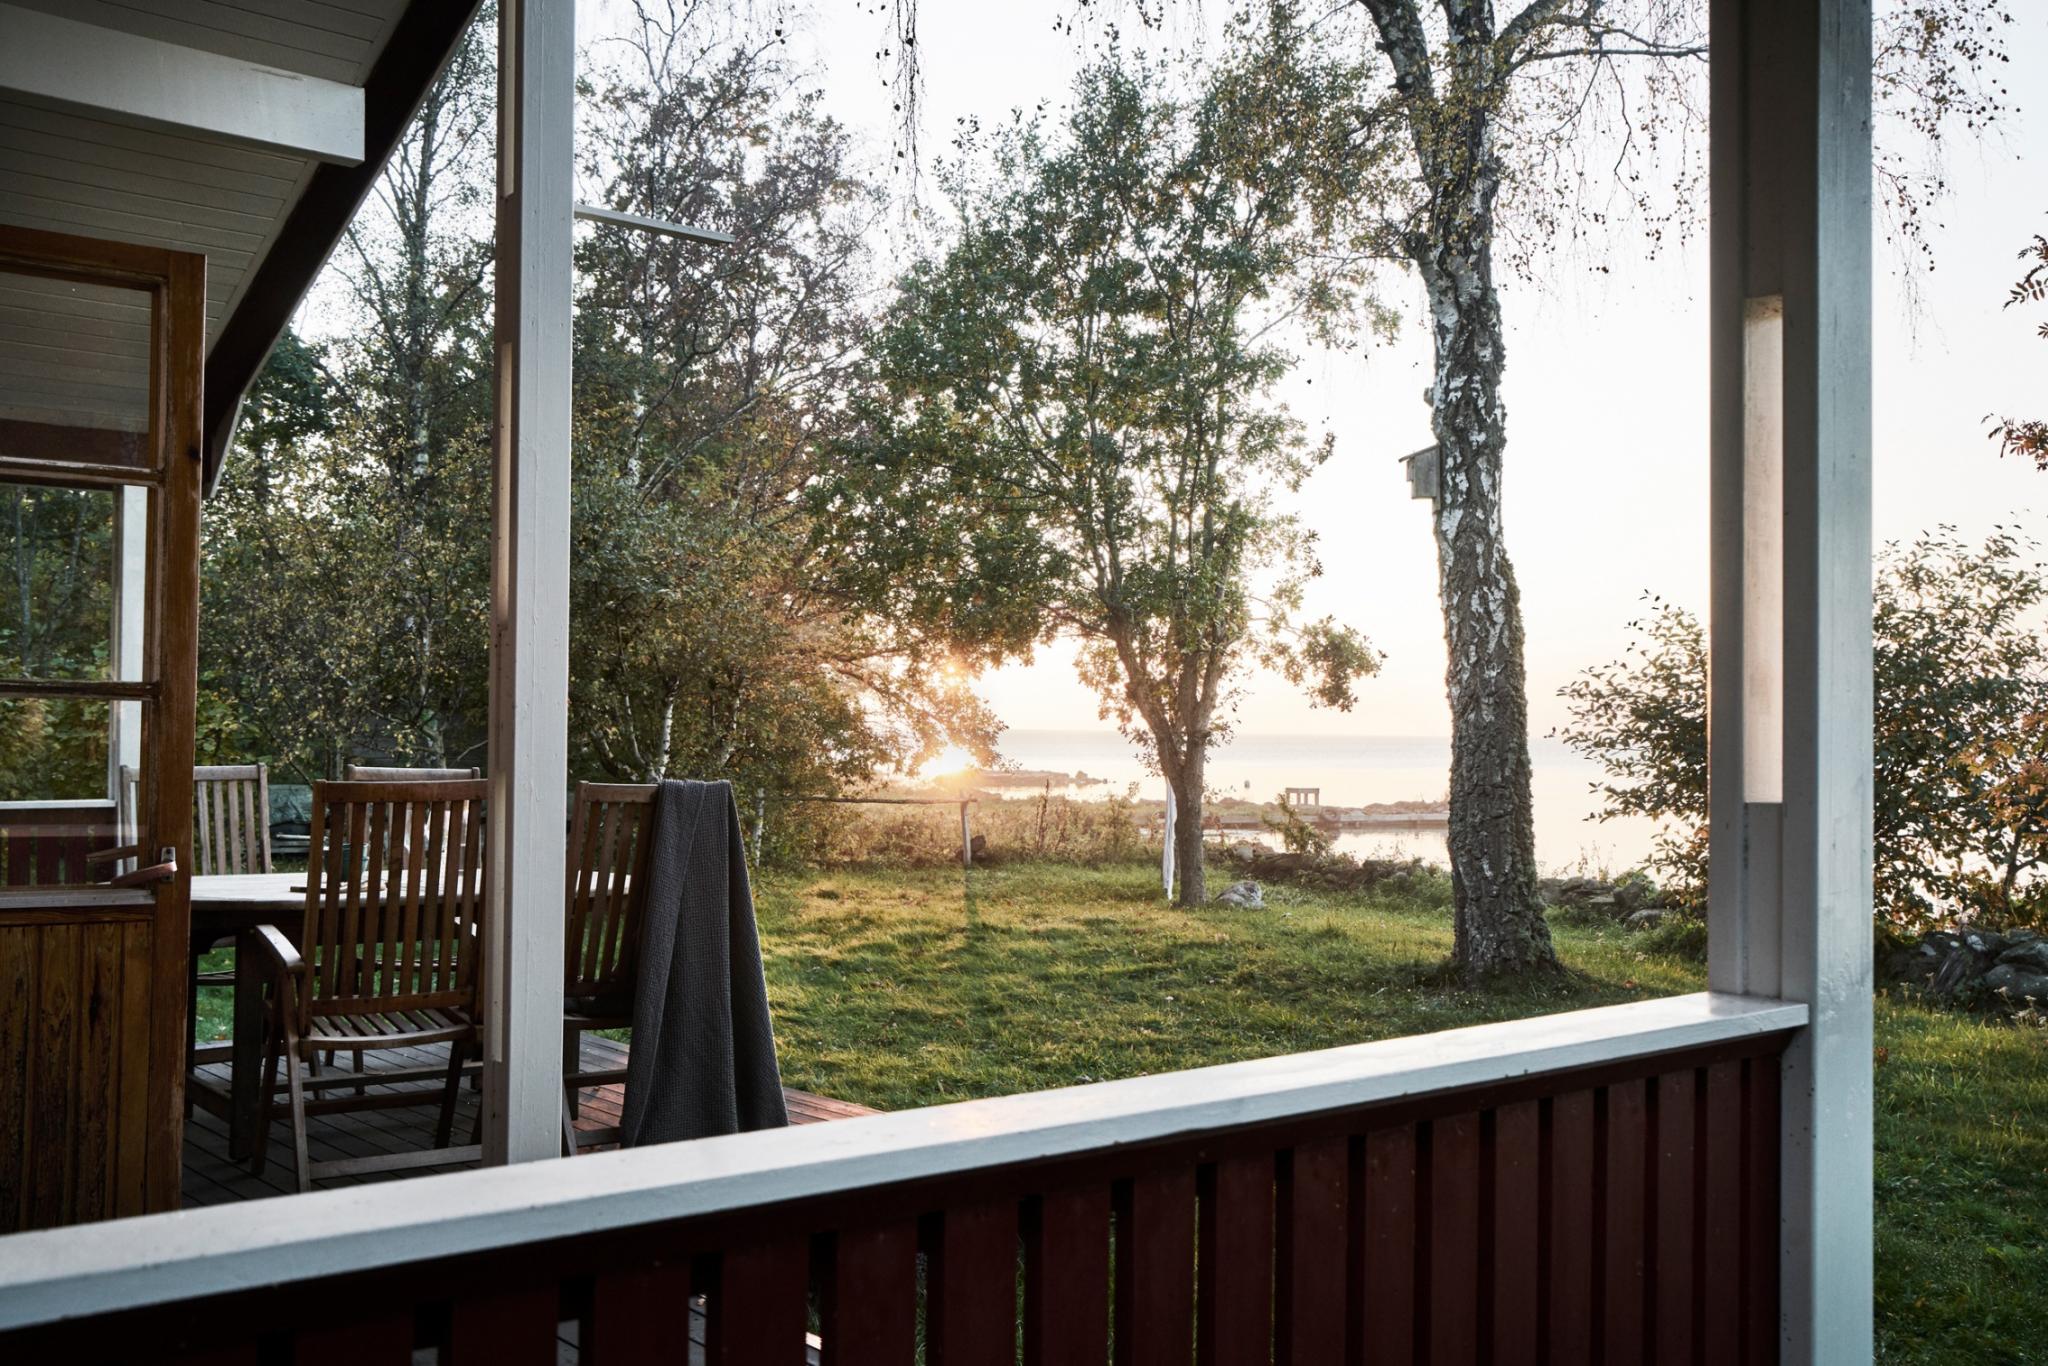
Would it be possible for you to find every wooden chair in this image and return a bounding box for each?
[193,763,272,877]
[189,765,271,1082]
[561,782,657,1151]
[250,779,489,1191]
[335,766,479,1076]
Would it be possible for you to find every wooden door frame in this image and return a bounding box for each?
[0,223,205,1216]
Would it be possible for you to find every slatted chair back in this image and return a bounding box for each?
[298,779,489,1028]
[344,764,482,782]
[564,782,657,1006]
[192,764,272,876]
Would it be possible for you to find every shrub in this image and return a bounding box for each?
[1558,528,2048,931]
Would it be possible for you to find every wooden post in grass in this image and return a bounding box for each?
[960,800,972,869]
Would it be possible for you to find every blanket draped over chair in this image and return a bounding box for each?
[619,779,789,1146]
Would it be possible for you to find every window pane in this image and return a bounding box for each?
[0,481,116,680]
[0,696,109,801]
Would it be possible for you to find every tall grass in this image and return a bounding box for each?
[784,792,1149,868]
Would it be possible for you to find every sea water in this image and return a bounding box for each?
[991,729,1664,877]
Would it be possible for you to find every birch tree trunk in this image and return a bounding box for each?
[1419,218,1560,978]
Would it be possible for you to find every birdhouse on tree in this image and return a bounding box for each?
[1400,444,1440,506]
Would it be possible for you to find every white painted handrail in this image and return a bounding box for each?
[0,992,1803,1331]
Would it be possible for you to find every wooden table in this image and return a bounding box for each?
[190,873,303,1161]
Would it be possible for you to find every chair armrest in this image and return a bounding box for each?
[246,923,306,978]
[83,843,147,866]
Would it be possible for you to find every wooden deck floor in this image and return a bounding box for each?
[184,1036,863,1364]
[183,1033,875,1208]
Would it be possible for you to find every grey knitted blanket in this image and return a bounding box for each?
[618,779,788,1146]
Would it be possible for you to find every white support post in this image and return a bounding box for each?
[1707,2,1874,1361]
[483,0,573,1166]
[109,486,146,790]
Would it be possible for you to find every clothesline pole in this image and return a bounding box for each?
[959,800,972,869]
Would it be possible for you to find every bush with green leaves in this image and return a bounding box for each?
[1558,528,2048,931]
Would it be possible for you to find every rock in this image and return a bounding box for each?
[1225,841,1262,864]
[1980,963,2048,1004]
[1213,880,1264,910]
[1996,938,2048,975]
[1925,931,2002,1001]
[1625,907,1666,930]
[1962,929,2006,957]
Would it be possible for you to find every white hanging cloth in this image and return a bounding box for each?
[1161,781,1177,900]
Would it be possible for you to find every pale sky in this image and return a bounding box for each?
[591,1,2048,742]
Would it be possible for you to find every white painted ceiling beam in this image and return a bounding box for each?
[0,4,364,165]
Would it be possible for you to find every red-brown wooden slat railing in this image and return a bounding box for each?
[0,802,116,886]
[1546,1089,1597,1360]
[820,1222,914,1365]
[585,1260,691,1366]
[1359,1122,1418,1362]
[0,996,1800,1366]
[1023,1185,1109,1365]
[929,1199,1018,1365]
[1276,1138,1343,1362]
[1117,1165,1197,1366]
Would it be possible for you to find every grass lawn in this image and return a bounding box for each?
[752,859,2046,1366]
[755,860,1700,1107]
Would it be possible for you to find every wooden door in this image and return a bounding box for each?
[0,225,203,1229]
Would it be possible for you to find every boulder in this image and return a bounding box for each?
[1614,876,1654,911]
[1924,931,2002,1001]
[1980,963,2048,1005]
[1996,937,2048,975]
[1213,880,1265,910]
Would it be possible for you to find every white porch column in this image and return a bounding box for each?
[109,485,146,824]
[1707,2,1874,1361]
[484,0,573,1165]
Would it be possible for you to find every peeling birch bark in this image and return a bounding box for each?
[1423,234,1559,980]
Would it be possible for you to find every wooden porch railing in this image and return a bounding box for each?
[0,993,1803,1365]
[0,800,117,887]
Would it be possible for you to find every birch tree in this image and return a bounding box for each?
[1273,0,2010,977]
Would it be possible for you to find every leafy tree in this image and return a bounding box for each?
[1552,596,1707,906]
[1558,529,2048,931]
[567,3,994,806]
[203,4,992,812]
[202,16,499,779]
[1989,220,2047,467]
[0,485,114,798]
[827,44,1382,905]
